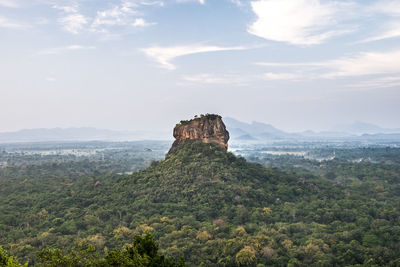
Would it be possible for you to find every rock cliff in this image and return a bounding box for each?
[168,114,230,154]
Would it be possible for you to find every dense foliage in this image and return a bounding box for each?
[0,141,399,266]
[178,114,221,126]
[1,234,183,266]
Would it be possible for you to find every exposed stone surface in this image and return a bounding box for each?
[168,114,230,154]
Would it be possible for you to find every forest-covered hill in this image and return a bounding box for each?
[0,141,399,266]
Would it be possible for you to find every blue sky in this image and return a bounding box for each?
[1,0,399,132]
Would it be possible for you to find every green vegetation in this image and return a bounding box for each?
[0,141,400,266]
[178,114,221,126]
[1,234,183,266]
[1,246,27,267]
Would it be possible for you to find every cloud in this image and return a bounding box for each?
[141,45,246,70]
[358,21,400,43]
[230,0,243,7]
[357,1,400,43]
[38,45,96,55]
[181,71,301,86]
[262,72,301,80]
[256,62,325,67]
[91,2,156,33]
[183,49,400,87]
[257,50,400,79]
[132,18,155,27]
[357,1,400,44]
[92,6,135,28]
[137,1,164,7]
[347,76,400,90]
[248,0,355,45]
[52,4,78,13]
[176,0,205,5]
[0,16,26,28]
[370,0,400,16]
[50,0,159,35]
[324,50,400,78]
[182,73,249,85]
[59,13,88,34]
[0,0,18,7]
[52,2,89,34]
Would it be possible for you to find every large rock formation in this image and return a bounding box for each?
[168,114,230,154]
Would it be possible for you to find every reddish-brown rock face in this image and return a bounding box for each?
[168,115,229,154]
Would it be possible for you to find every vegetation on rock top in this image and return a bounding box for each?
[177,114,221,126]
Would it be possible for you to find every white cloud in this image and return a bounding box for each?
[257,50,400,78]
[38,45,96,55]
[182,71,302,85]
[137,1,164,7]
[184,49,400,87]
[176,0,205,5]
[132,18,155,27]
[52,4,78,13]
[52,2,89,34]
[324,50,400,78]
[230,0,243,7]
[0,16,26,28]
[370,0,400,16]
[358,21,400,43]
[248,0,354,45]
[358,1,400,43]
[0,0,18,7]
[91,2,158,33]
[182,73,249,85]
[263,72,301,80]
[92,6,135,28]
[141,45,246,70]
[347,76,400,90]
[256,62,325,67]
[59,13,88,34]
[50,0,158,35]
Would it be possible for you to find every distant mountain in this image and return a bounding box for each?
[0,127,171,143]
[333,121,400,135]
[224,117,284,135]
[224,117,293,140]
[236,134,258,140]
[360,133,400,140]
[299,130,354,138]
[2,119,399,144]
[224,117,400,141]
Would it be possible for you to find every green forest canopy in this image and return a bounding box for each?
[0,141,399,266]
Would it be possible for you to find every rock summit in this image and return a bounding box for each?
[168,114,230,154]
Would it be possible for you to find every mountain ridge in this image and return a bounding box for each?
[1,119,400,143]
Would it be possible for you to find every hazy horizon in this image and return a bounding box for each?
[1,0,400,133]
[0,116,399,136]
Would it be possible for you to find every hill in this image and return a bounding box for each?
[334,121,400,135]
[224,117,290,140]
[0,128,171,143]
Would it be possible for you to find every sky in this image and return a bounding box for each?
[1,0,400,133]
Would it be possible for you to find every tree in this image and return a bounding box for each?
[235,246,256,266]
[0,246,28,267]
